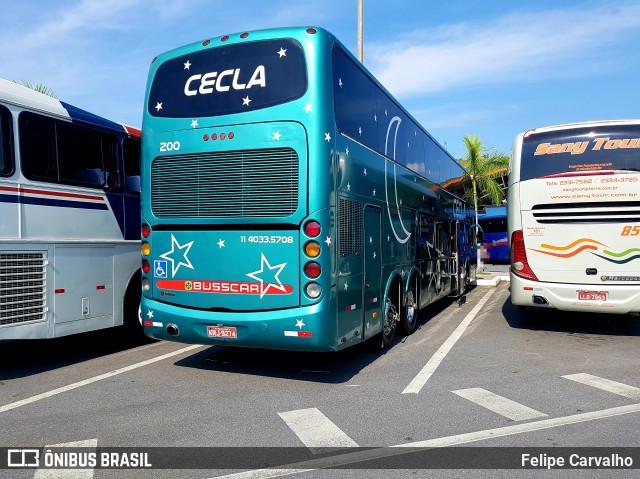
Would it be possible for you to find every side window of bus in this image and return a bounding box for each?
[123,137,141,193]
[57,122,109,188]
[19,112,58,181]
[0,105,14,176]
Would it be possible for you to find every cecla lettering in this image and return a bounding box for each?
[184,66,266,96]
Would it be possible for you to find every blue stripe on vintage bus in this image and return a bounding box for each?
[0,194,108,210]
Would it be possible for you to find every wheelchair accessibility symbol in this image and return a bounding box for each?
[154,260,168,278]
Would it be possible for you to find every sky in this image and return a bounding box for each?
[1,0,639,160]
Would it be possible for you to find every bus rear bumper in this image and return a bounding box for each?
[141,297,338,351]
[510,273,640,314]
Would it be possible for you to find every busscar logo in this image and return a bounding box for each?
[8,449,40,468]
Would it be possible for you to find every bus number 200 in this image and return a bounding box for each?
[160,141,181,152]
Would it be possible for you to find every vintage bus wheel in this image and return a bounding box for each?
[400,285,419,335]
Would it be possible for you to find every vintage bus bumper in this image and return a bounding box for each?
[510,273,640,314]
[141,296,338,351]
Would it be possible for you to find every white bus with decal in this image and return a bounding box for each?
[0,78,143,339]
[508,120,640,315]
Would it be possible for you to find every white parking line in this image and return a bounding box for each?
[34,439,98,479]
[278,408,359,453]
[0,345,202,414]
[209,402,640,479]
[402,288,496,394]
[563,373,640,401]
[452,387,547,421]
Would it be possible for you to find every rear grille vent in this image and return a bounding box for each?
[151,148,299,218]
[0,252,47,326]
[339,198,363,256]
[532,201,640,224]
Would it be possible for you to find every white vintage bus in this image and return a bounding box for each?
[508,120,640,314]
[0,78,142,339]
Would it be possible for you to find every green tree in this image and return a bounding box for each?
[459,134,509,208]
[459,134,509,269]
[12,79,57,98]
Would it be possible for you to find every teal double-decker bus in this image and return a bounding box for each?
[140,27,476,351]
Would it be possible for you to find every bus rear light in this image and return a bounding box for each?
[304,262,321,279]
[306,282,321,299]
[142,278,150,291]
[304,221,321,237]
[306,28,317,34]
[202,39,211,46]
[142,259,150,274]
[511,230,539,281]
[220,133,226,140]
[228,132,234,139]
[141,224,150,238]
[211,133,217,141]
[240,32,249,39]
[141,242,151,256]
[221,35,230,42]
[305,241,320,258]
[203,134,209,141]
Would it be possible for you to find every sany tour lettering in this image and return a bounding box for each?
[184,66,266,96]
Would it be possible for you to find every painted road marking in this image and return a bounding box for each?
[278,408,359,453]
[402,288,496,394]
[209,402,640,479]
[563,373,640,401]
[0,345,202,414]
[34,439,97,479]
[452,388,547,421]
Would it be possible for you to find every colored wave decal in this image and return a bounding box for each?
[539,238,607,251]
[593,248,640,264]
[531,244,599,258]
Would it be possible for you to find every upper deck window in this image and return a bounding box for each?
[521,125,640,180]
[148,38,307,118]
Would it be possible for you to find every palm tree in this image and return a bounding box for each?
[12,79,57,98]
[459,134,509,269]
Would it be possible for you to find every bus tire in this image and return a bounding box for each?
[400,278,419,335]
[123,273,146,340]
[378,298,397,348]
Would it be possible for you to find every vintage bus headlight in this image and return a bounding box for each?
[305,282,321,299]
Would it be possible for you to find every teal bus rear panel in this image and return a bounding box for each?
[140,27,476,351]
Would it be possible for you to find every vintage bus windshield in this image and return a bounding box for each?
[148,38,307,118]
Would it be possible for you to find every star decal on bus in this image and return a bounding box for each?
[160,234,195,277]
[155,102,163,112]
[246,253,288,299]
[273,131,282,141]
[184,60,191,70]
[243,96,252,106]
[190,119,198,128]
[303,103,312,113]
[277,48,287,58]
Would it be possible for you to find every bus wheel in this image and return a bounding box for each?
[400,285,418,335]
[378,298,398,349]
[123,275,146,341]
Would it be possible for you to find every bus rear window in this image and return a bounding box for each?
[148,38,307,118]
[520,125,640,180]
